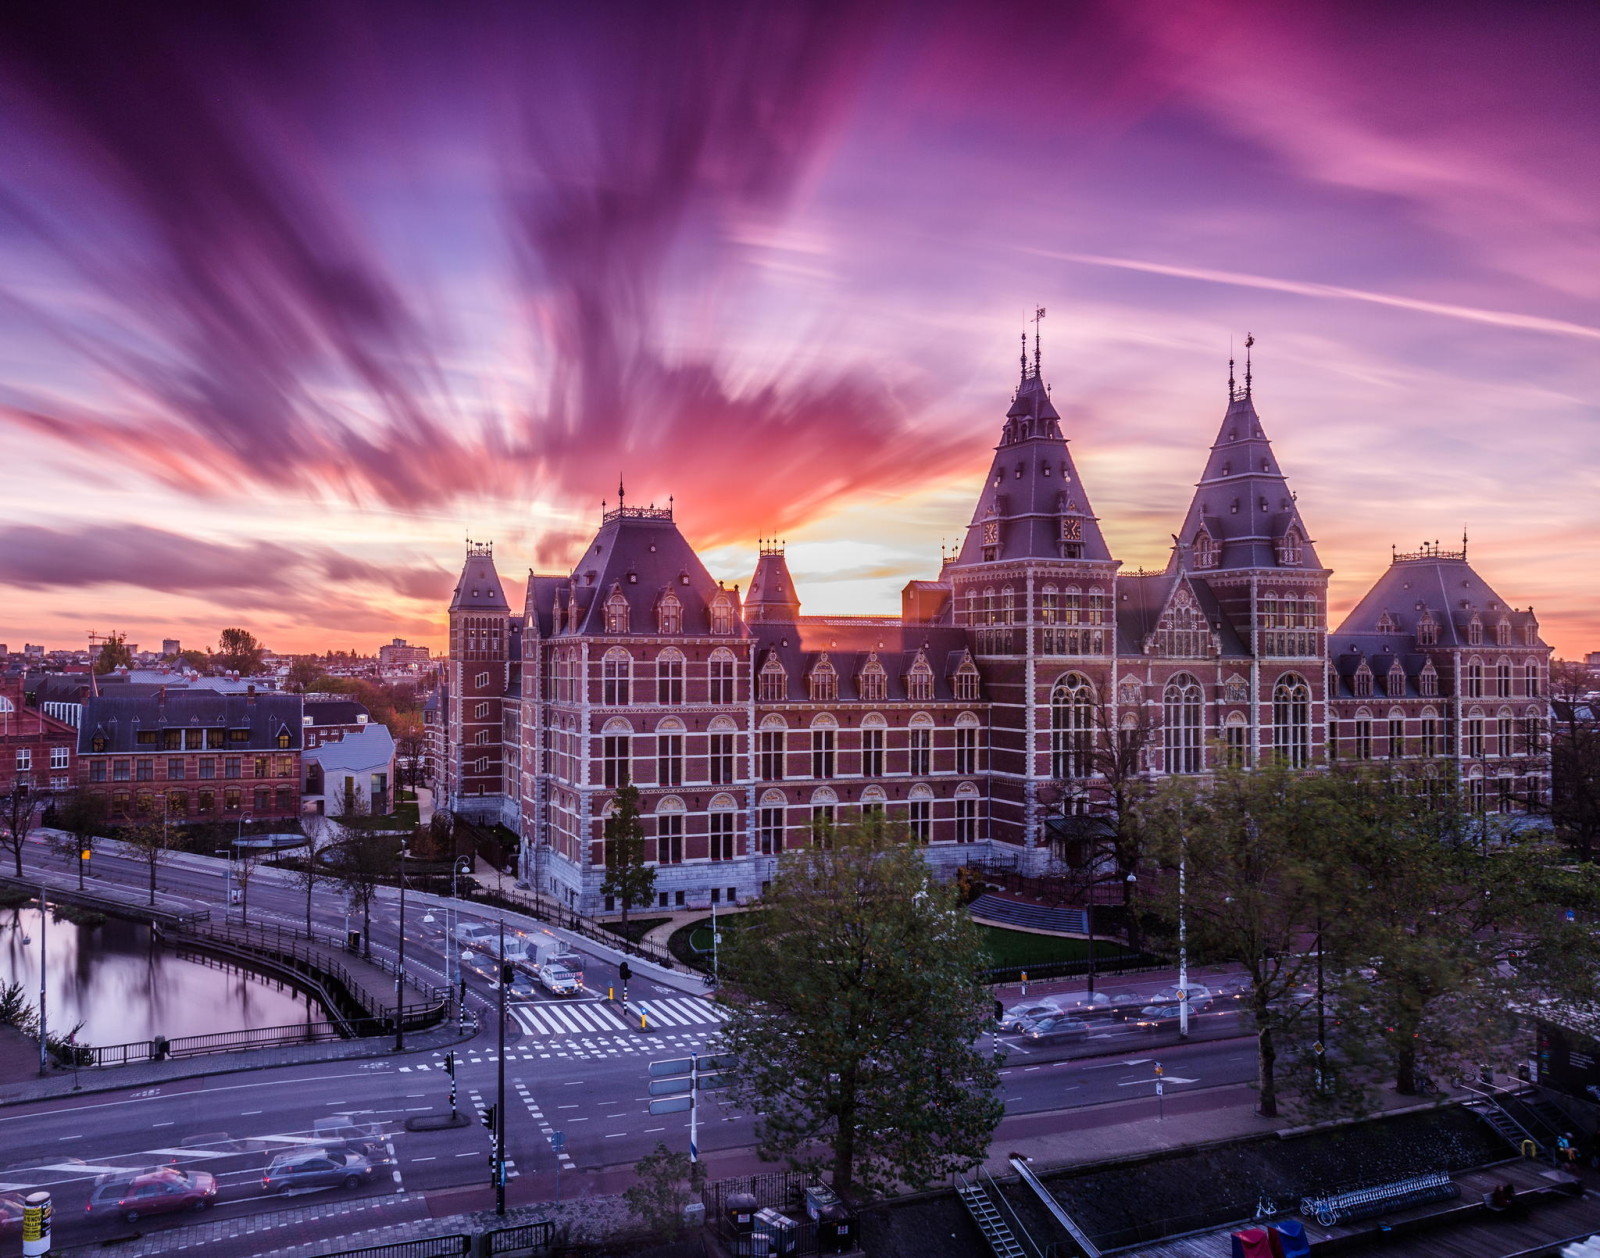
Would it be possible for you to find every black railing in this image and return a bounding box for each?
[482,1220,555,1255]
[984,955,1162,985]
[84,1018,347,1068]
[308,1235,471,1258]
[467,887,677,970]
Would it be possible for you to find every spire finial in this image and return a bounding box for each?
[1032,306,1046,377]
[1228,333,1236,399]
[1462,525,1468,558]
[1019,330,1027,379]
[618,475,625,509]
[1244,332,1255,397]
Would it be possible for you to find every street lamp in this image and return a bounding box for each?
[214,849,235,913]
[394,841,409,1052]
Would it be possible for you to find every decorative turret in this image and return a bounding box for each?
[745,541,801,624]
[449,540,511,612]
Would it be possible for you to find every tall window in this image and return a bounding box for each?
[709,730,736,784]
[1052,673,1095,779]
[1466,712,1486,758]
[810,789,837,840]
[604,590,631,634]
[859,659,887,702]
[953,660,981,701]
[710,594,734,635]
[603,733,630,788]
[809,657,838,702]
[1354,715,1372,760]
[656,649,685,704]
[1388,715,1405,758]
[1496,660,1511,698]
[954,793,978,843]
[812,726,836,778]
[657,810,684,864]
[1421,710,1440,757]
[759,729,785,780]
[1417,613,1438,646]
[656,592,682,635]
[709,806,736,861]
[657,728,683,786]
[906,796,931,842]
[758,798,785,854]
[906,656,935,702]
[954,718,979,775]
[1496,710,1514,758]
[602,649,632,705]
[861,727,885,777]
[908,717,934,774]
[1467,616,1483,646]
[1495,619,1511,646]
[1224,714,1248,767]
[759,656,787,701]
[1272,673,1311,768]
[1162,673,1202,774]
[1524,662,1540,697]
[704,650,735,704]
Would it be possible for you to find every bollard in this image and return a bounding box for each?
[641,1013,648,1030]
[21,1191,51,1257]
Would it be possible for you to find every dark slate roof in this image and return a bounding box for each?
[559,509,749,638]
[1332,551,1543,649]
[954,366,1114,567]
[304,699,369,727]
[524,575,566,638]
[449,548,511,613]
[79,692,303,754]
[751,620,974,703]
[745,550,801,623]
[1329,640,1437,700]
[1113,574,1250,659]
[1169,392,1323,573]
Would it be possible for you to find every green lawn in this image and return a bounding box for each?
[978,924,1131,969]
[598,915,672,944]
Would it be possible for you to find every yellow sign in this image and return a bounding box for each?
[81,849,92,861]
[21,1200,50,1241]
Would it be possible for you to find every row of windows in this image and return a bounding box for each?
[964,585,1109,627]
[87,755,295,783]
[102,786,296,817]
[596,588,737,636]
[1348,659,1540,700]
[1331,716,1545,761]
[14,748,71,771]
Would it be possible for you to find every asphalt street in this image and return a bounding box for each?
[1,834,1262,1251]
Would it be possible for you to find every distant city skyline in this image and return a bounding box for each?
[1,2,1596,656]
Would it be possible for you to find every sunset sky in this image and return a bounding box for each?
[1,1,1596,658]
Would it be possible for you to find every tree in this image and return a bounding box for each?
[215,627,265,676]
[1140,761,1343,1118]
[600,784,655,936]
[623,1142,706,1239]
[284,657,325,693]
[328,831,393,958]
[120,820,170,906]
[395,731,427,791]
[719,817,1003,1196]
[0,787,40,877]
[176,648,211,672]
[51,790,108,890]
[1550,660,1600,862]
[233,845,263,922]
[93,634,133,674]
[295,815,339,934]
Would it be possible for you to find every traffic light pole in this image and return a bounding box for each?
[495,918,507,1216]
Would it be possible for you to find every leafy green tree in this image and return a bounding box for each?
[93,634,133,674]
[718,816,1003,1196]
[176,648,211,672]
[1140,761,1345,1118]
[215,627,265,675]
[51,790,108,890]
[284,657,326,693]
[600,784,654,937]
[623,1142,706,1239]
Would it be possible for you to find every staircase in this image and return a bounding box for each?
[1466,1098,1544,1157]
[957,1178,1030,1258]
[970,893,1086,935]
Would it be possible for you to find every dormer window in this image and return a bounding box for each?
[709,592,734,635]
[1275,527,1303,566]
[1375,611,1398,634]
[1193,526,1218,569]
[604,588,631,634]
[759,654,788,703]
[858,656,887,703]
[1419,662,1439,697]
[808,655,838,702]
[1495,619,1511,646]
[1353,662,1373,698]
[906,653,935,703]
[1385,663,1406,698]
[1467,615,1483,646]
[953,655,980,702]
[656,591,682,635]
[1417,610,1438,647]
[1523,620,1538,646]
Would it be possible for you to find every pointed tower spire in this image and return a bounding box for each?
[1244,332,1254,398]
[746,540,802,624]
[1032,305,1045,378]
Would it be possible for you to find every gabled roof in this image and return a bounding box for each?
[449,544,510,613]
[1113,573,1249,659]
[1333,549,1544,649]
[953,363,1114,567]
[303,699,369,727]
[304,723,395,774]
[1171,391,1322,573]
[751,621,973,703]
[79,691,303,754]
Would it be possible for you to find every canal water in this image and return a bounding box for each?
[0,905,320,1047]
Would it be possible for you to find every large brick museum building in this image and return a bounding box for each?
[435,349,1552,915]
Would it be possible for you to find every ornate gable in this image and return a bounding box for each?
[1142,581,1220,659]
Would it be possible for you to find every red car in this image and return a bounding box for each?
[86,1168,218,1223]
[0,1193,24,1237]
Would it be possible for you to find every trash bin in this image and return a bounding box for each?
[802,1182,842,1220]
[150,1035,169,1061]
[817,1203,854,1254]
[347,929,361,953]
[753,1207,799,1256]
[725,1191,759,1235]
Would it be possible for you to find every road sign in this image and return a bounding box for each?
[648,1096,694,1116]
[551,1130,565,1152]
[649,1078,693,1096]
[695,1054,726,1073]
[650,1057,695,1078]
[698,1074,729,1091]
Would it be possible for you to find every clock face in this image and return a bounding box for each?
[1060,516,1082,541]
[983,521,1000,545]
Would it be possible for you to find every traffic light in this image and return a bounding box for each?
[480,1104,497,1132]
[1154,1062,1164,1077]
[500,963,515,985]
[618,961,632,982]
[444,1051,456,1076]
[994,1000,1004,1023]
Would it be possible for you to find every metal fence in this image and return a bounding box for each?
[309,1234,472,1258]
[984,956,1162,985]
[468,888,677,970]
[702,1172,837,1258]
[482,1220,555,1255]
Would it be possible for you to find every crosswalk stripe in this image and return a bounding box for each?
[658,997,725,1022]
[636,1001,690,1027]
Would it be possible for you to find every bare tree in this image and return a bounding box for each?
[328,831,393,958]
[295,815,339,935]
[49,790,108,890]
[233,845,263,922]
[1550,660,1600,863]
[0,787,39,878]
[120,820,170,906]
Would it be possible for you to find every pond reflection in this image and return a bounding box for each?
[0,905,322,1046]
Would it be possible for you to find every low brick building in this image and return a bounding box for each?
[79,689,303,823]
[0,675,77,797]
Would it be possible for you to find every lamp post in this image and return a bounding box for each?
[494,919,508,1216]
[214,849,234,914]
[1085,897,1096,999]
[1177,847,1189,1040]
[394,841,409,1052]
[36,883,47,1076]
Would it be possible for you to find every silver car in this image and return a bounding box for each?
[262,1148,374,1194]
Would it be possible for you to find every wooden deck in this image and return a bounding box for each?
[1128,1162,1599,1258]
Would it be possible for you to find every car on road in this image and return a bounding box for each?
[86,1168,218,1222]
[1132,997,1215,1030]
[1056,991,1114,1016]
[311,1117,389,1162]
[1021,1015,1091,1043]
[0,1193,23,1238]
[505,971,540,1000]
[1105,990,1150,1021]
[1000,1001,1062,1033]
[262,1148,375,1194]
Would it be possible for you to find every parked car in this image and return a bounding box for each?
[86,1168,217,1222]
[1133,997,1214,1029]
[1105,990,1150,1021]
[1021,1015,1091,1043]
[1001,1001,1062,1033]
[1056,991,1113,1016]
[262,1148,375,1194]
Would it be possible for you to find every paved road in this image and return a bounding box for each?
[2,834,1262,1251]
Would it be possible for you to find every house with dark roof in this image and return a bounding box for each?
[435,342,1551,915]
[78,690,304,823]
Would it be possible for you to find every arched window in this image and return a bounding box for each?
[604,587,631,634]
[709,647,737,704]
[1051,673,1095,779]
[656,591,682,635]
[861,711,887,777]
[758,789,787,854]
[810,712,837,778]
[1040,585,1059,623]
[1465,657,1483,698]
[1194,526,1218,569]
[953,654,981,702]
[655,795,686,865]
[906,783,934,842]
[860,785,887,818]
[656,647,685,705]
[1163,673,1202,774]
[908,711,934,776]
[1524,661,1540,697]
[1495,658,1512,698]
[1001,586,1015,624]
[601,648,632,705]
[1223,712,1248,766]
[1385,661,1406,698]
[655,716,685,787]
[709,592,734,635]
[601,716,632,788]
[808,655,838,702]
[954,711,980,775]
[906,653,935,702]
[708,794,738,861]
[1495,618,1511,647]
[1273,673,1311,768]
[954,780,980,844]
[1467,614,1483,647]
[858,655,887,703]
[1417,610,1438,647]
[809,786,838,841]
[758,652,788,702]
